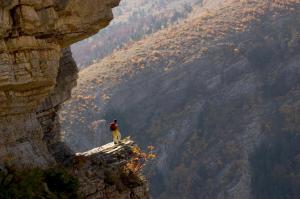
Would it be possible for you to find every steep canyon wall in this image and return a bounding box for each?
[0,0,119,168]
[0,1,150,198]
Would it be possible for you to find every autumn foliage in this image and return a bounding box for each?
[123,146,156,174]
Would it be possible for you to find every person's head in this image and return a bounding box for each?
[114,119,117,123]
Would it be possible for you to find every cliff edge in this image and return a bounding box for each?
[0,0,149,198]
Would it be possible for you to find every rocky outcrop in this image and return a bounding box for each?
[75,139,149,199]
[0,0,120,168]
[0,139,149,199]
[37,47,78,165]
[0,0,150,198]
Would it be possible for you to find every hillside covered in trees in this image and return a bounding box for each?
[71,0,201,68]
[64,0,300,198]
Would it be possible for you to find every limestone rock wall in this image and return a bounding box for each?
[0,1,151,198]
[0,0,120,167]
[75,139,150,199]
[37,48,78,165]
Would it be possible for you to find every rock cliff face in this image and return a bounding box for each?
[37,47,78,165]
[75,139,149,199]
[0,0,121,168]
[0,0,150,198]
[62,0,300,198]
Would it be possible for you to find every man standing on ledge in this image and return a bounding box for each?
[110,119,122,145]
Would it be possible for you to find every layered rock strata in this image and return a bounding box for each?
[37,48,77,165]
[0,1,150,198]
[0,0,120,168]
[75,139,150,198]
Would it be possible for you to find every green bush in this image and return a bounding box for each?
[0,167,80,199]
[45,168,80,199]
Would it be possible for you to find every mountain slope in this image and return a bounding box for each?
[71,0,202,68]
[62,0,300,198]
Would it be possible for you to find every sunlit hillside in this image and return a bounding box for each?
[71,0,202,68]
[64,0,300,198]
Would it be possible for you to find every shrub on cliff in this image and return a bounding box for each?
[0,167,80,199]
